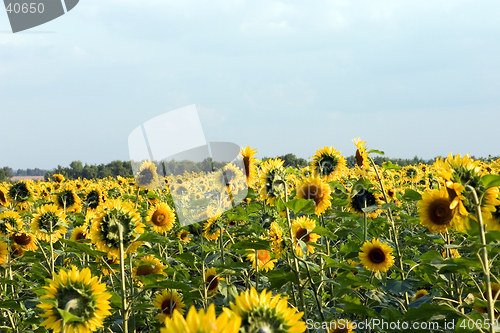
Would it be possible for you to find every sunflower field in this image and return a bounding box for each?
[0,139,500,333]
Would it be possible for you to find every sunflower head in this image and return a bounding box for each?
[246,249,277,272]
[348,186,380,219]
[295,177,332,215]
[240,146,258,186]
[311,146,346,181]
[292,216,321,257]
[178,229,191,242]
[412,289,430,301]
[70,226,88,243]
[358,238,395,273]
[0,210,23,236]
[0,185,9,206]
[8,181,35,210]
[31,204,67,243]
[53,187,82,213]
[135,160,160,189]
[146,202,176,234]
[418,188,466,233]
[258,158,287,205]
[11,232,37,251]
[133,255,166,281]
[85,185,106,211]
[53,174,65,183]
[154,289,186,322]
[162,304,241,333]
[37,266,112,333]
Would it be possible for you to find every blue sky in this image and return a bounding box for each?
[1,0,500,170]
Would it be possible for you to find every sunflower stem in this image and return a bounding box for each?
[363,212,367,243]
[118,223,129,333]
[302,259,325,322]
[466,185,495,333]
[255,248,259,290]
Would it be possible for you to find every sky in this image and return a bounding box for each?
[1,0,500,170]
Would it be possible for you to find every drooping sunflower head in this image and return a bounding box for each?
[90,199,144,259]
[52,174,65,183]
[161,304,241,333]
[358,238,395,273]
[312,146,346,181]
[417,188,466,233]
[52,187,82,213]
[31,204,68,243]
[269,222,284,259]
[136,160,160,189]
[0,210,23,236]
[37,266,112,333]
[352,137,370,170]
[292,216,321,257]
[295,177,332,215]
[258,158,287,205]
[146,202,176,234]
[227,287,306,333]
[154,289,186,323]
[435,153,482,187]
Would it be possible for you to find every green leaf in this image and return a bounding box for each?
[403,304,455,321]
[383,279,415,295]
[227,206,249,221]
[144,280,191,291]
[56,308,82,324]
[408,295,433,309]
[403,189,422,201]
[336,271,373,289]
[284,198,316,215]
[0,300,23,312]
[420,250,443,263]
[59,239,106,257]
[266,268,298,289]
[382,161,402,170]
[343,300,381,317]
[136,232,170,244]
[231,239,269,250]
[480,174,500,190]
[368,149,385,155]
[312,226,337,240]
[109,292,122,309]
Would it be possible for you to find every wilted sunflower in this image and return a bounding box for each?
[205,267,224,295]
[412,290,430,301]
[90,199,144,259]
[295,177,332,215]
[11,231,37,251]
[358,238,395,273]
[311,146,346,181]
[136,160,160,189]
[31,204,67,243]
[292,216,321,257]
[70,226,87,242]
[258,158,287,205]
[327,319,354,333]
[37,266,112,333]
[418,188,465,233]
[177,230,191,242]
[0,240,8,265]
[240,146,258,186]
[0,210,23,236]
[146,202,176,234]
[246,249,276,272]
[133,255,166,281]
[52,187,82,213]
[161,303,241,333]
[8,181,35,210]
[226,287,306,333]
[154,289,186,323]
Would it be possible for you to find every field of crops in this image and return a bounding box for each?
[0,139,499,333]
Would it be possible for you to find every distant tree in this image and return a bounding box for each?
[69,161,83,179]
[82,164,98,179]
[0,167,13,182]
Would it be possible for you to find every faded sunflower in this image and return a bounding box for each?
[37,266,112,333]
[154,289,186,323]
[358,238,395,273]
[311,146,346,181]
[161,303,241,333]
[136,160,160,189]
[240,146,258,186]
[0,210,23,236]
[226,287,306,333]
[90,199,144,259]
[292,216,321,257]
[246,249,277,272]
[146,202,176,234]
[31,204,67,243]
[295,177,332,215]
[418,188,465,233]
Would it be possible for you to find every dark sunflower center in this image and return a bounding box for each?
[315,155,339,176]
[0,190,6,204]
[180,231,189,240]
[13,233,31,246]
[136,265,155,276]
[429,199,453,225]
[243,157,251,178]
[351,190,376,213]
[10,245,23,258]
[137,169,155,186]
[161,299,176,315]
[492,205,500,220]
[38,212,59,233]
[86,190,101,209]
[296,228,310,243]
[152,210,167,226]
[206,274,219,291]
[9,183,30,201]
[75,231,86,241]
[57,190,76,208]
[355,149,364,167]
[300,184,322,205]
[368,248,386,264]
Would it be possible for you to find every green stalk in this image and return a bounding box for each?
[118,223,129,333]
[467,185,495,333]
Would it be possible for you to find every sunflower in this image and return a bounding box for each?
[258,158,287,205]
[154,289,186,323]
[473,283,500,315]
[98,256,119,276]
[220,163,246,195]
[240,146,258,186]
[292,216,321,257]
[70,226,87,242]
[90,199,144,259]
[484,203,500,231]
[205,267,224,295]
[348,186,380,219]
[295,177,332,215]
[178,230,191,242]
[0,210,23,236]
[269,222,284,259]
[146,202,176,234]
[327,319,354,333]
[358,238,395,273]
[0,185,9,207]
[136,160,160,189]
[412,289,430,301]
[11,231,37,251]
[8,181,35,210]
[352,137,370,170]
[161,303,241,333]
[84,185,106,211]
[133,255,166,280]
[226,287,306,333]
[417,188,465,233]
[311,146,346,181]
[0,240,8,265]
[52,174,65,183]
[31,204,67,243]
[10,244,23,259]
[246,249,277,272]
[52,187,82,213]
[37,266,112,333]
[442,249,461,259]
